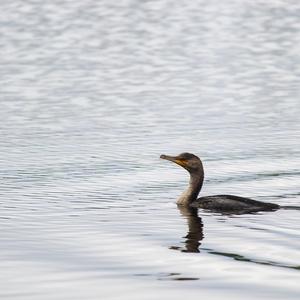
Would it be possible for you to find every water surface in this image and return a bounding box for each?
[1,0,300,299]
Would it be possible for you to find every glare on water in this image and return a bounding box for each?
[1,1,300,299]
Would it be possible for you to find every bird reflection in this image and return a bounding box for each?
[169,206,204,253]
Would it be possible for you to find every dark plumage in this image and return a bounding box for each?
[160,153,279,214]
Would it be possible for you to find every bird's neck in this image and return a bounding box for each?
[177,170,204,206]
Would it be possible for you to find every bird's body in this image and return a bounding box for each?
[160,153,280,214]
[192,195,279,214]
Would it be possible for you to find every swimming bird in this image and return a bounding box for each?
[160,153,279,214]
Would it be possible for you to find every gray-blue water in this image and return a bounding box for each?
[1,1,300,299]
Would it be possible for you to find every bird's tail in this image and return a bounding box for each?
[280,205,300,210]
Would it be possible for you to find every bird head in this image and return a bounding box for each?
[160,152,202,173]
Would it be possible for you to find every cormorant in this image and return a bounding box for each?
[160,152,280,214]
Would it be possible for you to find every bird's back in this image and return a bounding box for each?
[191,195,279,214]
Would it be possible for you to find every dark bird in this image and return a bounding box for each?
[160,152,280,214]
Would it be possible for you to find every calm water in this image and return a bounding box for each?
[1,1,300,299]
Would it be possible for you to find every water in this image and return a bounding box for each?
[1,0,300,299]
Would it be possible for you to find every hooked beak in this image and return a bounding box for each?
[160,154,187,167]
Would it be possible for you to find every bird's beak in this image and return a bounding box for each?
[160,154,187,167]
